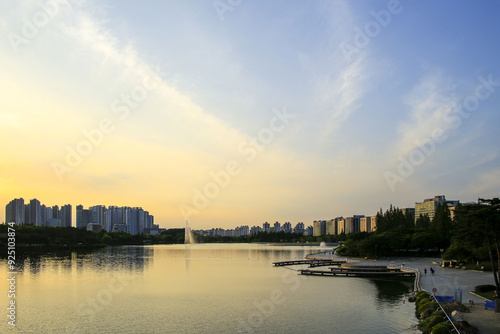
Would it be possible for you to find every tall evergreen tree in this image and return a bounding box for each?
[416,214,431,231]
[454,198,500,312]
[432,203,453,249]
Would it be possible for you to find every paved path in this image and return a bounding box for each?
[313,253,500,333]
[368,257,500,334]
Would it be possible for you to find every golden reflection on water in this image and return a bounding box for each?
[0,244,418,334]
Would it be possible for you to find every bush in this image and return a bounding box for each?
[418,300,438,315]
[418,318,430,331]
[430,309,444,318]
[475,284,496,293]
[417,299,432,313]
[431,322,453,334]
[420,308,433,319]
[416,291,431,301]
[424,315,446,333]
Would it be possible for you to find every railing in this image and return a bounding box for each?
[400,266,421,292]
[420,290,462,333]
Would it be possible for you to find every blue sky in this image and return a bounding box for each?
[1,0,499,228]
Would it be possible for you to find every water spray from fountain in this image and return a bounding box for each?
[185,220,196,244]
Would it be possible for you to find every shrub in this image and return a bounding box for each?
[420,308,433,319]
[418,318,430,332]
[424,315,446,333]
[417,299,432,314]
[430,309,444,318]
[416,297,431,307]
[475,284,496,293]
[416,291,431,301]
[431,322,453,334]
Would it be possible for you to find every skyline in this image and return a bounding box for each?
[0,193,472,231]
[1,1,500,229]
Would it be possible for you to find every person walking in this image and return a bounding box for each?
[424,268,427,275]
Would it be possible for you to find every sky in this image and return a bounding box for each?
[1,0,500,229]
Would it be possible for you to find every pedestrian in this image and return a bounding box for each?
[424,268,427,275]
[430,267,434,275]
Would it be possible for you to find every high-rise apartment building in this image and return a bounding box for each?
[293,222,304,234]
[5,198,25,224]
[313,220,326,236]
[337,218,345,234]
[344,216,364,234]
[60,204,72,227]
[76,205,92,229]
[415,195,459,223]
[5,198,72,227]
[282,222,292,233]
[250,226,262,235]
[29,199,42,226]
[360,216,371,232]
[90,205,106,227]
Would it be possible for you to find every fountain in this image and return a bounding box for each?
[185,220,196,244]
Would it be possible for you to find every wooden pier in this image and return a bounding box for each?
[299,264,416,278]
[272,259,346,267]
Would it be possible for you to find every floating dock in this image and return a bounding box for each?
[272,259,346,267]
[299,264,416,278]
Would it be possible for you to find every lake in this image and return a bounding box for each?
[1,244,419,333]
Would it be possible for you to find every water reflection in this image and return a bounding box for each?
[369,279,413,307]
[0,244,419,334]
[12,246,154,276]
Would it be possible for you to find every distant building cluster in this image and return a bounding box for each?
[311,215,378,236]
[195,221,311,237]
[76,205,159,235]
[196,195,463,238]
[5,198,71,228]
[5,194,465,237]
[4,197,159,235]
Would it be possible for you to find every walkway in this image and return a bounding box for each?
[307,253,500,333]
[380,257,500,334]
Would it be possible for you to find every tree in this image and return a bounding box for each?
[416,214,431,231]
[454,198,500,312]
[432,203,453,249]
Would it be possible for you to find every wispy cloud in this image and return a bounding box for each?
[315,54,368,136]
[464,168,500,196]
[304,2,371,141]
[394,71,459,157]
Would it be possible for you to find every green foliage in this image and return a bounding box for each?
[430,322,453,334]
[101,234,112,245]
[197,231,342,244]
[375,205,413,234]
[417,299,433,315]
[341,205,438,257]
[453,198,500,293]
[432,203,453,249]
[416,291,430,300]
[442,241,472,261]
[425,314,446,332]
[0,225,105,248]
[416,214,431,231]
[411,231,435,252]
[475,285,496,293]
[0,225,192,249]
[416,295,447,334]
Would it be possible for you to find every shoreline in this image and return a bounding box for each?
[311,251,500,333]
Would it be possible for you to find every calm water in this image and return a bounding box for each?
[1,244,419,333]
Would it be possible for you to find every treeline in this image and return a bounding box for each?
[0,225,186,249]
[195,231,346,244]
[337,200,500,265]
